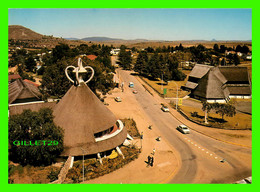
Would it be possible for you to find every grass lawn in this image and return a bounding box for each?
[140,69,190,98]
[180,105,251,130]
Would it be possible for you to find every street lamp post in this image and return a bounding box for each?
[173,81,178,110]
[161,73,163,93]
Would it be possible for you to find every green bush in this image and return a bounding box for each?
[47,168,60,182]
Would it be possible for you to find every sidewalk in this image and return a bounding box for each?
[135,75,252,148]
[84,86,181,184]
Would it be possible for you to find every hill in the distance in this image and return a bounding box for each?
[80,36,124,42]
[8,25,251,50]
[8,25,44,40]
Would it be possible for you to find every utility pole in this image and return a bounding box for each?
[173,81,178,110]
[161,73,163,92]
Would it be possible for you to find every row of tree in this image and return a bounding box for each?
[213,44,250,54]
[133,51,186,82]
[143,43,250,55]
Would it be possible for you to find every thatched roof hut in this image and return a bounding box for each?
[53,83,127,156]
[193,67,230,100]
[53,58,127,156]
[184,64,251,102]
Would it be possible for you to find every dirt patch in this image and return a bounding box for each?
[9,162,63,184]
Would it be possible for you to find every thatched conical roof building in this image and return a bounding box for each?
[53,58,127,156]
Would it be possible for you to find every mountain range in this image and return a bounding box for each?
[8,25,251,49]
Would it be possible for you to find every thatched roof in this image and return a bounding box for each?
[9,102,56,116]
[8,78,42,104]
[189,64,213,79]
[227,86,251,95]
[219,66,250,83]
[193,67,230,99]
[53,83,127,156]
[185,81,198,90]
[185,64,251,99]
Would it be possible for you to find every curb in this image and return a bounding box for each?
[135,73,251,149]
[169,110,251,149]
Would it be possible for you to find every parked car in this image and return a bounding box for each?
[129,82,134,88]
[133,90,138,94]
[115,97,122,102]
[161,105,169,112]
[177,124,190,134]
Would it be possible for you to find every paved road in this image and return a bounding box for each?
[118,69,252,183]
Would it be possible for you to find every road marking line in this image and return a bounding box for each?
[157,161,172,168]
[191,142,193,144]
[215,157,218,159]
[206,151,209,153]
[195,144,197,146]
[198,146,201,148]
[202,149,204,151]
[210,154,213,156]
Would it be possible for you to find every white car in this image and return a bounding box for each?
[115,97,122,102]
[161,105,169,112]
[177,124,190,134]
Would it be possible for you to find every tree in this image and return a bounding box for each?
[235,45,242,53]
[40,59,71,98]
[24,56,36,72]
[52,43,71,62]
[166,54,186,81]
[213,103,236,120]
[233,54,240,66]
[134,51,148,75]
[177,43,184,51]
[202,102,214,124]
[8,108,64,166]
[221,58,226,66]
[220,45,227,53]
[147,53,161,79]
[213,44,219,52]
[242,45,250,54]
[118,46,132,70]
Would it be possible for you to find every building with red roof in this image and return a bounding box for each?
[86,55,97,61]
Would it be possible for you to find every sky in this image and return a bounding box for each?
[8,9,252,41]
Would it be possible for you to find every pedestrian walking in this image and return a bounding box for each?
[150,156,154,167]
[147,155,151,167]
[152,148,156,155]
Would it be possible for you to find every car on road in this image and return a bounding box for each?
[133,90,138,94]
[161,105,169,112]
[114,97,122,102]
[177,124,190,134]
[129,82,134,88]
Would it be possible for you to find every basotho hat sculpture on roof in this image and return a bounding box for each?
[53,58,127,159]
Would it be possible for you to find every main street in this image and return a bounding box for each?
[117,69,252,183]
